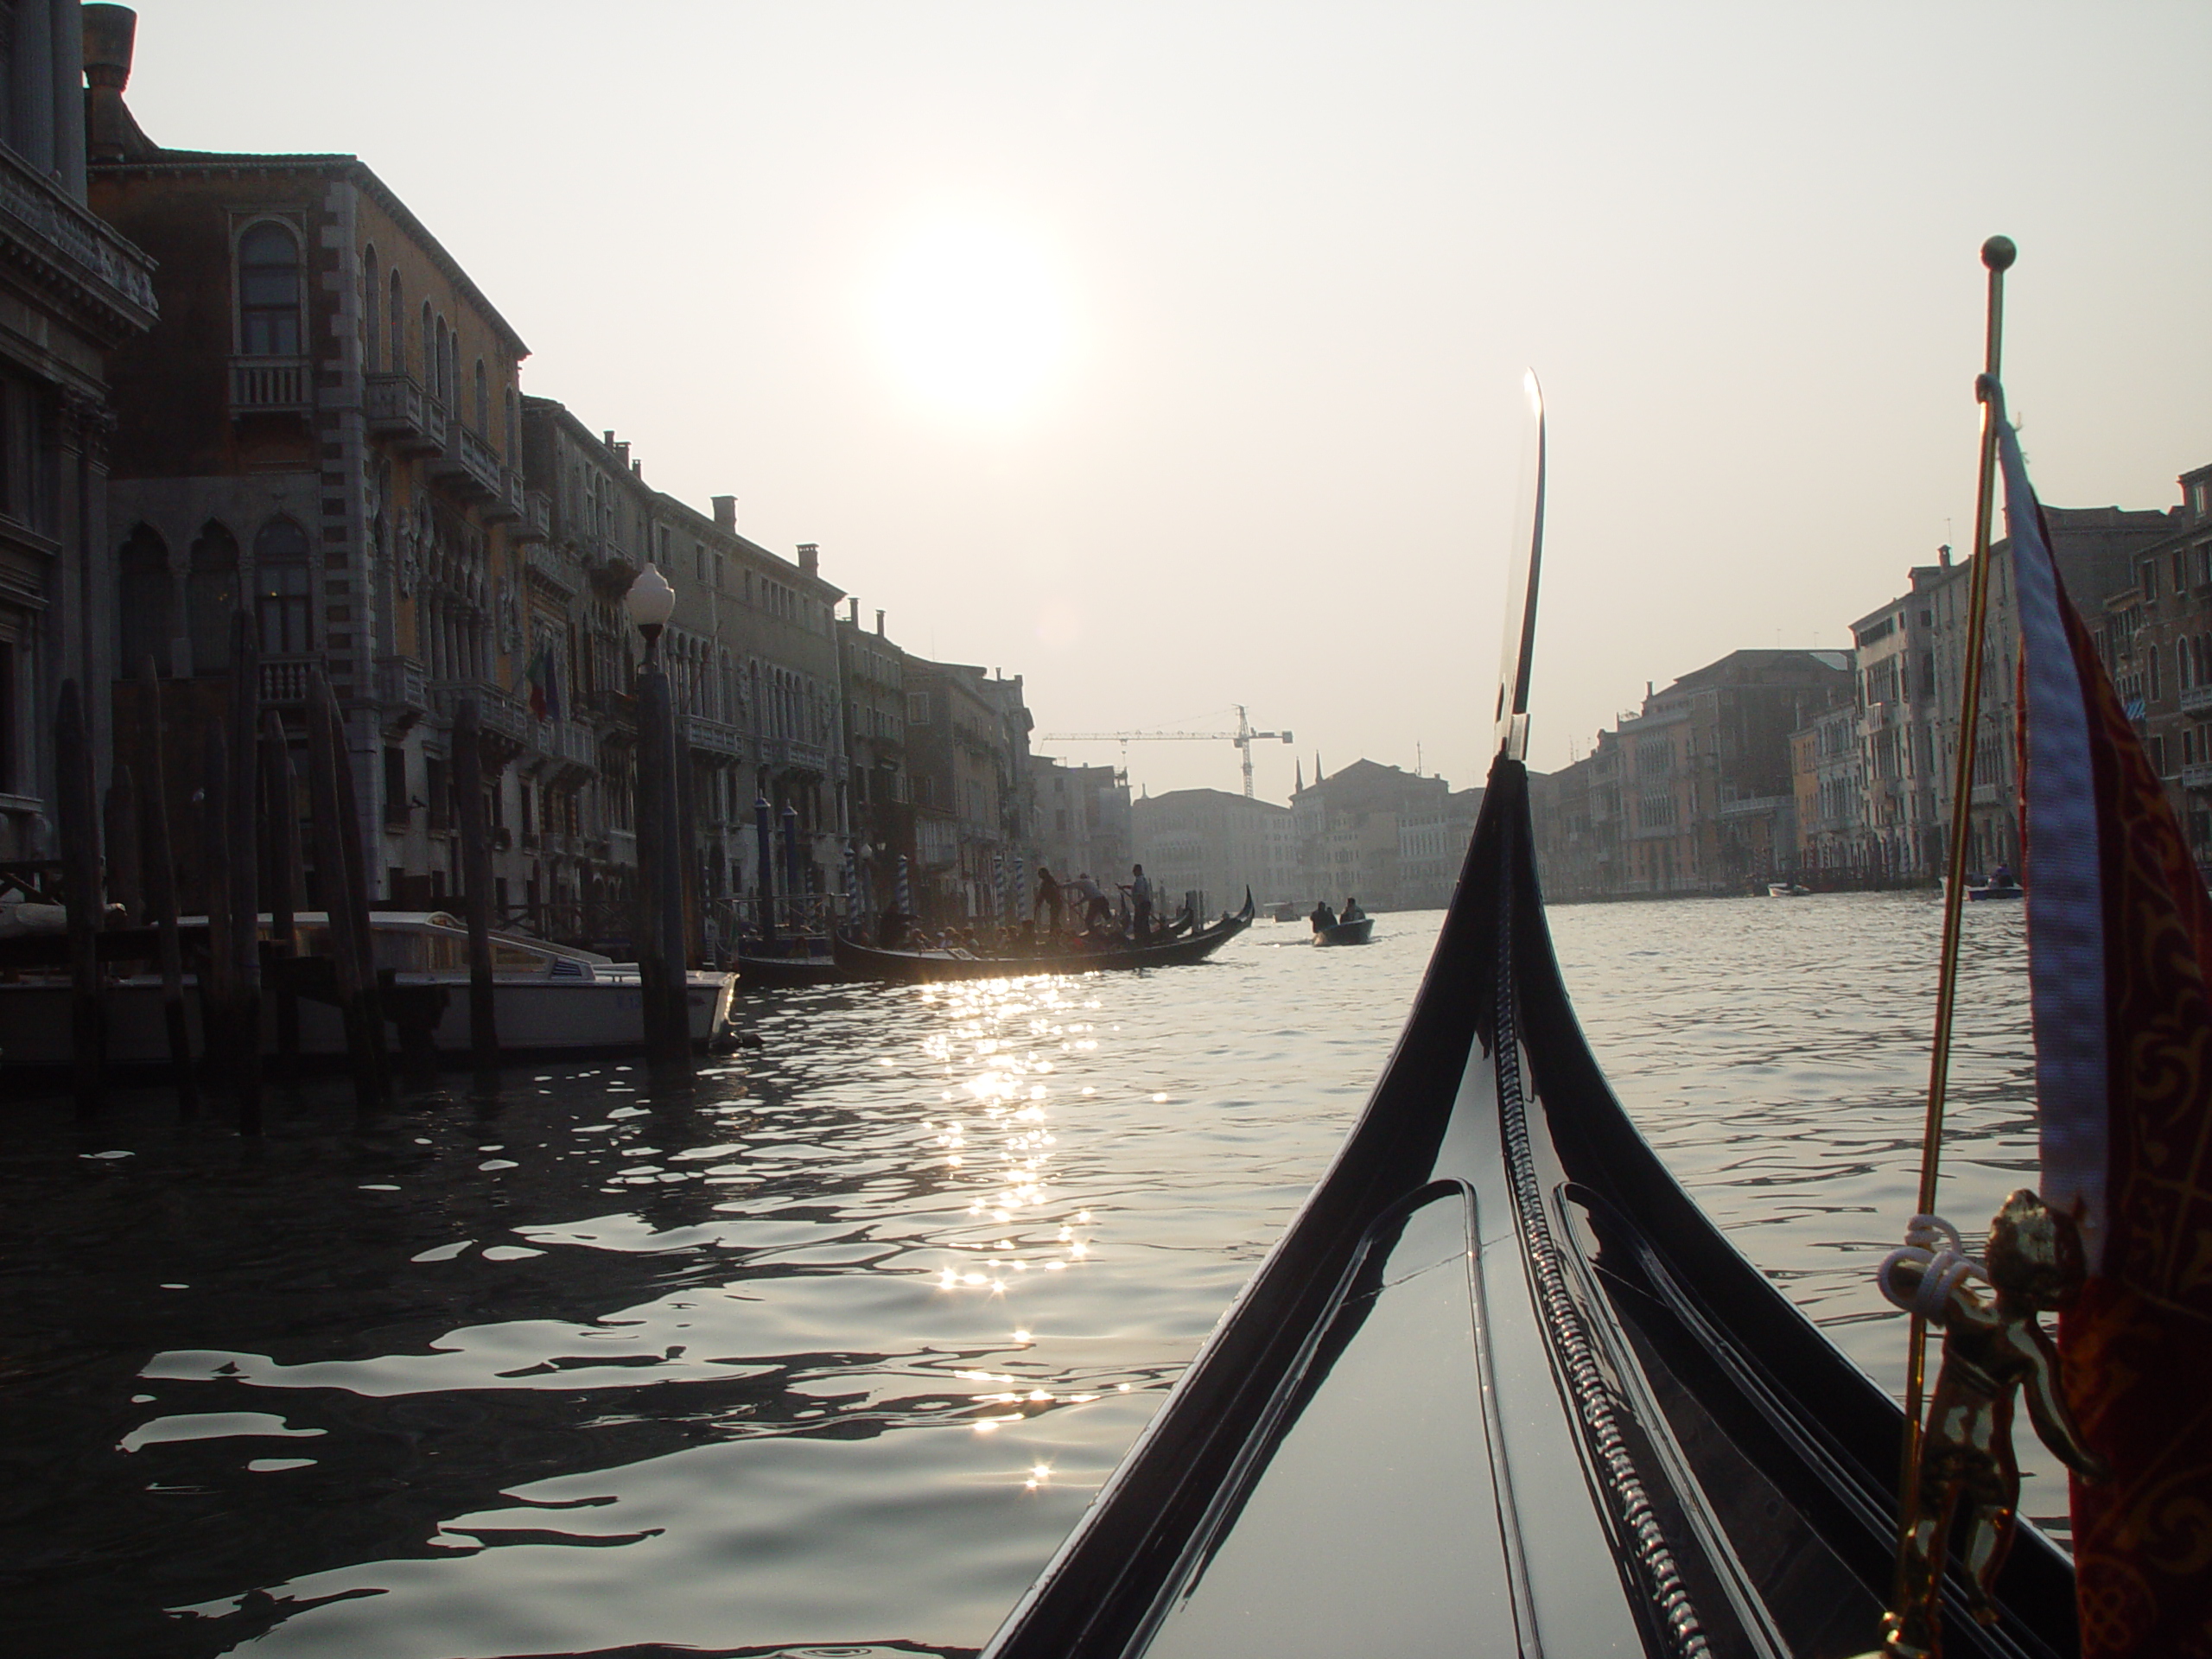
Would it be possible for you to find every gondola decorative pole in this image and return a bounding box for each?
[1891,232,2014,1624]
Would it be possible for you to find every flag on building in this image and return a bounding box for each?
[524,642,563,721]
[2006,403,2212,1659]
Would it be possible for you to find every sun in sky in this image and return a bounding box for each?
[870,217,1072,423]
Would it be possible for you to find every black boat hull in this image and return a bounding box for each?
[834,897,1255,984]
[1311,917,1374,946]
[982,760,2073,1659]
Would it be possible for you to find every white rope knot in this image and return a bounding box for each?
[1877,1214,1986,1324]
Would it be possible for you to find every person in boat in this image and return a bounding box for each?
[1340,896,1365,924]
[1126,864,1154,943]
[1033,866,1062,935]
[877,903,911,950]
[1068,873,1114,933]
[1309,899,1338,931]
[1991,863,2016,889]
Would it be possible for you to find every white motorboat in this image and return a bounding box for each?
[0,912,734,1067]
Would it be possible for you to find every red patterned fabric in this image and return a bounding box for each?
[2012,431,2212,1659]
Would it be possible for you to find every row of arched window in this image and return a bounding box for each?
[359,243,519,455]
[117,518,312,678]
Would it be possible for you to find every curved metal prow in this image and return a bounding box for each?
[1494,371,1548,762]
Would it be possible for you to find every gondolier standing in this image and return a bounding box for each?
[1034,865,1062,935]
[1128,863,1153,943]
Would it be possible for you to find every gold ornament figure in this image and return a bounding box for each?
[1872,1191,2109,1657]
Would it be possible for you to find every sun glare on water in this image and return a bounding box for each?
[872,218,1071,423]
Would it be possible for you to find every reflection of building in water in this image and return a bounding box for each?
[1132,786,1293,912]
[0,3,156,855]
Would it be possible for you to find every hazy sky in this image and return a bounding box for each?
[130,3,2210,801]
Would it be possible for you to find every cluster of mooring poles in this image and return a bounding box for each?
[53,619,398,1126]
[43,566,706,1118]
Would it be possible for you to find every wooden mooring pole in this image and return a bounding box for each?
[323,683,390,1103]
[54,680,103,1116]
[137,658,195,1113]
[453,698,499,1080]
[200,721,235,1090]
[263,710,305,1077]
[227,614,262,1134]
[104,765,140,925]
[306,671,379,1109]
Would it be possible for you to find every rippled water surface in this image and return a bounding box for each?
[0,891,2044,1657]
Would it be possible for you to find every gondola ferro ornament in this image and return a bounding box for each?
[1870,1192,2110,1657]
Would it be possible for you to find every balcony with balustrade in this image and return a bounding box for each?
[2181,684,2212,717]
[682,713,746,762]
[512,483,550,543]
[429,681,531,753]
[375,655,429,728]
[257,655,318,705]
[429,421,503,501]
[524,539,579,595]
[481,462,524,525]
[364,373,445,454]
[229,356,311,418]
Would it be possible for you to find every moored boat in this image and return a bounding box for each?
[733,936,843,988]
[0,912,734,1070]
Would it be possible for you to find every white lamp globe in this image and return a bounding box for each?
[625,564,677,632]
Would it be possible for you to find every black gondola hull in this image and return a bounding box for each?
[982,760,2074,1659]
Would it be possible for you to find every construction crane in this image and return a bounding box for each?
[1038,705,1294,798]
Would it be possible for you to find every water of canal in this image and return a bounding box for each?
[0,890,2045,1657]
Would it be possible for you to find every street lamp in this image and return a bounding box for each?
[623,562,690,1081]
[625,564,677,657]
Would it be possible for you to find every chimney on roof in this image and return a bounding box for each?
[798,543,819,578]
[85,7,156,164]
[604,430,617,448]
[847,597,859,625]
[1938,543,1952,568]
[631,460,642,480]
[874,609,886,637]
[711,495,735,531]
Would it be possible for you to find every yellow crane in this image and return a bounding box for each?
[1037,705,1294,798]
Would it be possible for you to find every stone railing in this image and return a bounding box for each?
[2181,684,2212,716]
[514,486,551,543]
[0,141,156,323]
[681,713,746,760]
[375,655,428,715]
[257,654,318,704]
[430,420,502,499]
[429,680,530,745]
[365,372,444,454]
[525,540,578,592]
[230,356,311,416]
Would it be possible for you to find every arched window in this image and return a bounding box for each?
[238,222,302,356]
[362,245,380,368]
[118,524,174,678]
[186,522,239,677]
[474,359,489,435]
[421,301,434,393]
[388,270,405,375]
[254,518,312,654]
[505,386,518,461]
[439,319,455,407]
